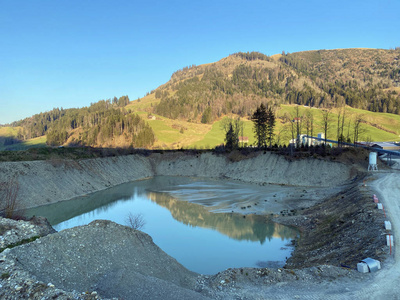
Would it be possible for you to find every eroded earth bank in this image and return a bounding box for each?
[0,150,398,299]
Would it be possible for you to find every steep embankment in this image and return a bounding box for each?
[0,155,153,209]
[0,152,355,210]
[152,152,353,186]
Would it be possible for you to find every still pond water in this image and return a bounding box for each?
[26,176,298,275]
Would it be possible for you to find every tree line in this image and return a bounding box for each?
[223,103,276,151]
[11,96,155,148]
[223,103,374,152]
[13,95,132,140]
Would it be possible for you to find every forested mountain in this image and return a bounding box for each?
[5,48,400,150]
[12,96,155,148]
[153,49,400,123]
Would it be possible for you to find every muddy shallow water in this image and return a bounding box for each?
[24,176,312,274]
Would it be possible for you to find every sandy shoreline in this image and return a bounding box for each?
[146,176,348,215]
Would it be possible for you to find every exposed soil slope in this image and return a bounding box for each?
[0,151,357,210]
[282,179,387,269]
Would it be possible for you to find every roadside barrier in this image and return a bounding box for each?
[385,221,392,230]
[387,235,393,255]
[374,194,393,253]
[358,193,394,272]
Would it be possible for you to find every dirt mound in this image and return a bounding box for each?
[8,220,208,300]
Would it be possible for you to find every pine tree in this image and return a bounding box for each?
[224,123,238,151]
[266,106,276,147]
[251,104,268,148]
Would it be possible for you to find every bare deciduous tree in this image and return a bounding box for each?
[353,114,365,144]
[336,108,342,145]
[304,109,314,146]
[321,109,331,145]
[294,106,303,148]
[125,212,146,230]
[340,108,346,145]
[0,176,20,219]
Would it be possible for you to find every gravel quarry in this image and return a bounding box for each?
[0,150,398,299]
[0,151,354,210]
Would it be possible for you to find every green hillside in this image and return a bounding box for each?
[2,48,400,150]
[126,102,400,149]
[1,103,400,151]
[151,49,400,124]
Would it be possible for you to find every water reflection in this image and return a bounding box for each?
[147,191,295,244]
[25,181,147,225]
[26,177,297,244]
[24,176,298,274]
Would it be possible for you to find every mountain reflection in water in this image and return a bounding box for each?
[24,176,298,274]
[147,191,296,244]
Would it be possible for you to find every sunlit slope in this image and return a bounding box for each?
[2,102,399,151]
[0,127,46,150]
[126,100,400,149]
[276,105,400,143]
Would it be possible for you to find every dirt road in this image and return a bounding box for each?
[362,169,400,299]
[207,168,400,300]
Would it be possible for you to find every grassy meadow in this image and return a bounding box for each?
[129,102,400,149]
[1,102,400,151]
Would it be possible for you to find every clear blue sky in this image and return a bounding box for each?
[1,0,399,124]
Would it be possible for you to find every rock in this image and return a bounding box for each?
[0,216,55,250]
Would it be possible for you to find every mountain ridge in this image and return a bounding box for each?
[150,48,400,124]
[2,48,400,149]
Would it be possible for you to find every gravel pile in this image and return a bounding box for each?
[195,265,366,299]
[2,219,209,300]
[0,217,107,299]
[0,215,386,299]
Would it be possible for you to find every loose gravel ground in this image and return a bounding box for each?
[1,167,398,300]
[0,152,398,299]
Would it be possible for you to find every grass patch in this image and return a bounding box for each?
[0,235,41,253]
[142,104,400,150]
[135,112,211,149]
[276,105,400,143]
[125,93,161,111]
[191,118,256,149]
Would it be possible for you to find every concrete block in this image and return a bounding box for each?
[377,260,381,270]
[361,258,381,272]
[385,221,392,230]
[357,262,369,273]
